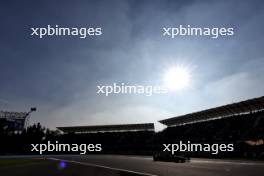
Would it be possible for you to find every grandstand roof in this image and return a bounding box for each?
[0,111,28,120]
[57,123,155,133]
[160,96,264,126]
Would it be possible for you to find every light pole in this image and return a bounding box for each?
[24,107,37,128]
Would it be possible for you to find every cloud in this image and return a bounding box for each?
[204,72,264,104]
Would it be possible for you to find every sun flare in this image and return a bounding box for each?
[163,66,191,91]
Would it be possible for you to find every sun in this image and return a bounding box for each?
[163,66,191,91]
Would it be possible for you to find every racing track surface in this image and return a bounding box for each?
[51,155,264,176]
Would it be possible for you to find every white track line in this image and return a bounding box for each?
[48,157,158,176]
[191,159,264,166]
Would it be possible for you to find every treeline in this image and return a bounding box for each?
[0,123,60,155]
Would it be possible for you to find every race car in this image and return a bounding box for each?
[153,152,190,163]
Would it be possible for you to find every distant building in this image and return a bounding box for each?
[0,108,36,133]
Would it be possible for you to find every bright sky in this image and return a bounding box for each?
[0,0,264,130]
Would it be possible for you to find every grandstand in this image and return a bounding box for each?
[54,97,264,157]
[57,123,155,133]
[160,96,264,126]
[0,111,30,132]
[56,123,155,155]
[156,96,264,158]
[0,108,36,133]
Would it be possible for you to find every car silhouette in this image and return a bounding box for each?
[153,152,190,163]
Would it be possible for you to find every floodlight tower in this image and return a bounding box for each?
[24,107,37,128]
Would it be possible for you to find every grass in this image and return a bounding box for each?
[0,158,36,167]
